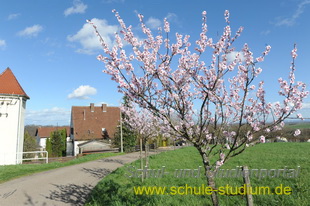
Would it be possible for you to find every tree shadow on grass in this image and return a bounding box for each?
[81,167,112,179]
[86,179,157,206]
[44,183,93,206]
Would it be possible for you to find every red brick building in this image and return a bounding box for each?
[70,103,120,155]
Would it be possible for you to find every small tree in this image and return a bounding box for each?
[46,137,52,157]
[23,131,37,159]
[90,10,308,205]
[50,129,67,157]
[121,102,162,167]
[59,129,67,156]
[114,125,137,152]
[113,96,137,152]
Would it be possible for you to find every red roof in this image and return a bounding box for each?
[36,126,70,138]
[0,68,29,99]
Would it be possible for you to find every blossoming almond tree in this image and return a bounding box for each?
[89,10,308,205]
[121,101,163,168]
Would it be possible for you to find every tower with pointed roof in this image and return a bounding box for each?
[0,68,29,165]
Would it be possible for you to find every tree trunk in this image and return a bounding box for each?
[198,146,219,206]
[205,165,219,206]
[140,138,143,182]
[145,141,148,167]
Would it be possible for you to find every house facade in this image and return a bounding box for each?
[70,103,120,155]
[0,68,29,165]
[35,126,72,156]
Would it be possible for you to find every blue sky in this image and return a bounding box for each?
[0,0,309,125]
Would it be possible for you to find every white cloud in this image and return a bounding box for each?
[17,25,43,37]
[302,102,310,109]
[166,13,181,27]
[64,0,87,16]
[0,40,6,49]
[41,37,62,48]
[226,51,245,62]
[67,18,118,54]
[260,30,271,36]
[68,85,97,99]
[166,13,178,22]
[46,51,55,56]
[143,13,180,29]
[146,17,161,29]
[102,0,125,3]
[275,0,310,26]
[25,107,70,125]
[95,102,112,106]
[7,13,20,20]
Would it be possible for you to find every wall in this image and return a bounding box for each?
[39,137,47,149]
[66,137,73,156]
[74,140,87,156]
[0,96,26,165]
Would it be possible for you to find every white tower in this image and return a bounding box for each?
[0,68,29,165]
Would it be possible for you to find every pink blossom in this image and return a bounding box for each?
[291,46,298,59]
[294,129,301,136]
[90,10,308,177]
[297,113,304,120]
[256,57,264,62]
[225,143,230,149]
[163,18,170,33]
[224,10,230,23]
[216,160,224,168]
[259,135,265,143]
[220,152,225,160]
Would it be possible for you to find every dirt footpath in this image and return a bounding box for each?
[0,151,165,206]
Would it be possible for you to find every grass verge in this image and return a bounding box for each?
[0,152,123,184]
[85,143,310,206]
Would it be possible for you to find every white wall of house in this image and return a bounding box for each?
[39,137,47,149]
[79,141,112,152]
[66,137,73,156]
[0,96,26,165]
[74,141,87,156]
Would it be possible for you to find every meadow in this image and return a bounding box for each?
[85,143,310,206]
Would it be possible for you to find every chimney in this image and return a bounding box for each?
[90,103,95,112]
[102,104,107,112]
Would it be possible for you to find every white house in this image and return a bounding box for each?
[0,68,29,165]
[35,126,73,156]
[70,103,120,156]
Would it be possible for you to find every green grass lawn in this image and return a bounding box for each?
[85,143,310,206]
[285,122,310,129]
[0,152,123,184]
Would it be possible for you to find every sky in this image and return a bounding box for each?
[0,0,309,125]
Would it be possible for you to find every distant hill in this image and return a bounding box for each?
[285,122,310,129]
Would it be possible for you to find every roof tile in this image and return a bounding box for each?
[0,68,29,99]
[36,126,70,138]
